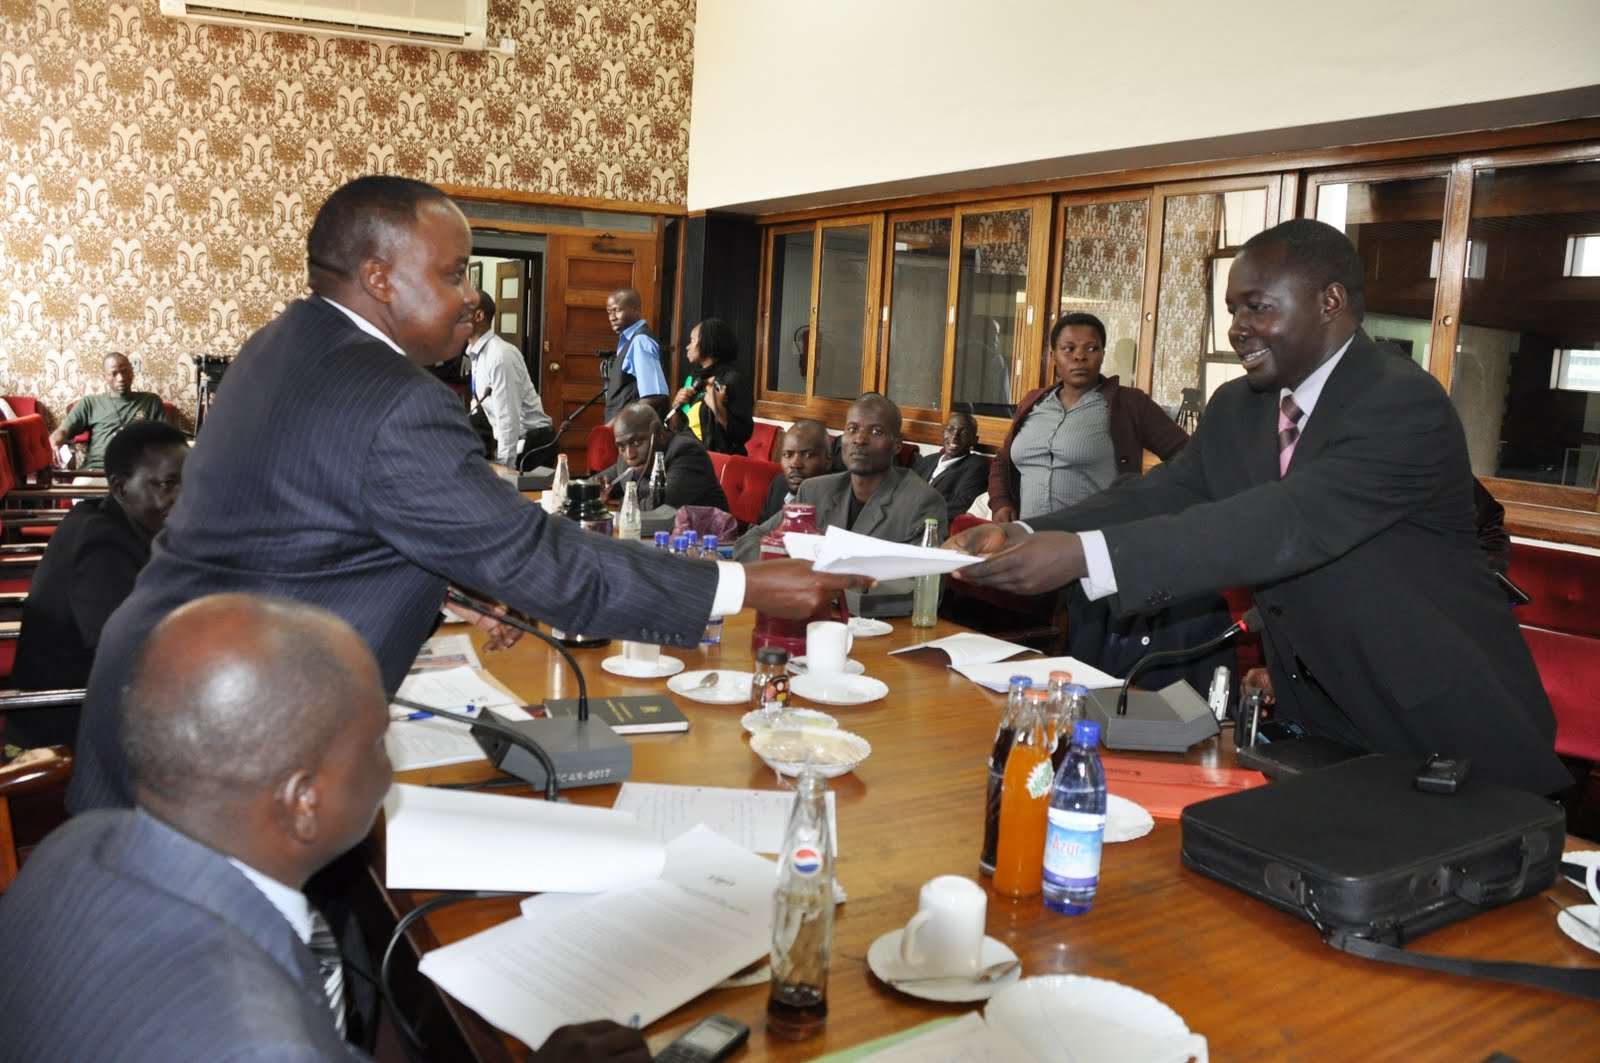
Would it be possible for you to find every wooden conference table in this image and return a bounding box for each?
[384,613,1596,1063]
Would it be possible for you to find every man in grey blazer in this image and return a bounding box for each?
[736,394,946,615]
[952,220,1565,795]
[69,176,859,813]
[0,594,648,1062]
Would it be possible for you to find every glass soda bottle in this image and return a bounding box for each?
[980,675,1032,876]
[700,535,724,646]
[993,689,1053,899]
[645,451,668,509]
[616,480,641,541]
[1043,719,1108,915]
[910,517,940,628]
[1045,670,1074,769]
[767,768,833,1041]
[548,452,570,512]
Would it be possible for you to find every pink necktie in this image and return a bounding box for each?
[1278,394,1303,477]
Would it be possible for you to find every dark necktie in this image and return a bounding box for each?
[307,909,347,1037]
[1278,394,1304,477]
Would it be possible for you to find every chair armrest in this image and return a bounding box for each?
[0,745,72,799]
[0,689,87,713]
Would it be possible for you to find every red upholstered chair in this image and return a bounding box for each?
[0,744,74,891]
[0,398,40,419]
[707,451,732,480]
[896,441,921,468]
[716,455,783,530]
[745,422,783,463]
[586,423,618,476]
[0,414,53,486]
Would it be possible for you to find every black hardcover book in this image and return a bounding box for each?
[535,694,690,735]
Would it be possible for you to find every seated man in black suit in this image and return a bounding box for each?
[736,394,946,615]
[912,410,989,522]
[601,402,729,511]
[0,593,647,1063]
[759,419,834,522]
[8,420,189,747]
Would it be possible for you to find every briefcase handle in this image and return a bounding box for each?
[1451,835,1543,906]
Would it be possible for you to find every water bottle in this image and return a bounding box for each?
[1043,719,1107,915]
[980,675,1032,876]
[682,530,700,556]
[700,535,724,646]
[645,451,668,509]
[616,480,641,541]
[910,517,940,628]
[653,530,671,551]
[766,768,833,1041]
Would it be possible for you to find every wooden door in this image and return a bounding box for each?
[544,232,660,474]
[493,261,524,346]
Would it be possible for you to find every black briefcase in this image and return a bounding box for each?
[1181,755,1598,998]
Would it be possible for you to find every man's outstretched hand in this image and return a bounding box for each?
[743,558,871,619]
[943,520,1029,560]
[528,1020,650,1062]
[954,530,1088,597]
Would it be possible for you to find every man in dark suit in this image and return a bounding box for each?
[737,395,945,616]
[68,176,859,813]
[759,418,833,522]
[953,219,1566,795]
[911,410,989,522]
[0,593,647,1062]
[600,402,729,510]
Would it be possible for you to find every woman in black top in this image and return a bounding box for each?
[669,318,752,454]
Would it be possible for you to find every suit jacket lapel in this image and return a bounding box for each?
[853,469,897,537]
[1289,330,1375,472]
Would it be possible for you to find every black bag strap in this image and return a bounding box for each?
[1325,929,1600,1000]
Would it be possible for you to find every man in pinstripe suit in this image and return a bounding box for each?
[68,175,861,814]
[0,594,650,1061]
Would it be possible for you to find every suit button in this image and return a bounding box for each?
[1268,606,1284,618]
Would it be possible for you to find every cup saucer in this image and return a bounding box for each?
[866,928,1020,1002]
[599,655,685,680]
[787,656,866,676]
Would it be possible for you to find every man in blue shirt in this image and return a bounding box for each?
[604,287,668,423]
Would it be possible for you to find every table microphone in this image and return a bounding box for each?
[1117,607,1262,717]
[441,589,632,790]
[390,696,562,803]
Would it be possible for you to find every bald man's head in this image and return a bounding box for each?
[120,592,390,826]
[613,402,665,473]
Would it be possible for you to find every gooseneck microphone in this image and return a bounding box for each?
[390,696,561,803]
[1116,607,1263,718]
[447,587,587,719]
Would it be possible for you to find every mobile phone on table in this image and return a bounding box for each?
[653,1014,749,1063]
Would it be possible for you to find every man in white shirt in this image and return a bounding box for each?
[466,289,555,470]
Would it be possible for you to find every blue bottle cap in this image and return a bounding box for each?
[1073,719,1101,746]
[653,531,670,547]
[702,535,719,549]
[1065,683,1090,697]
[1009,675,1033,688]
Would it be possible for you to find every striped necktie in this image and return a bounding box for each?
[1278,394,1304,477]
[307,909,347,1037]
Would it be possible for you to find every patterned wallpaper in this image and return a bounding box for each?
[0,0,694,424]
[1058,199,1148,385]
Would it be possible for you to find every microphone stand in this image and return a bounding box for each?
[391,696,561,803]
[1116,607,1262,717]
[446,588,587,721]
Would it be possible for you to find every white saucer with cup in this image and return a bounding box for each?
[869,874,1019,1002]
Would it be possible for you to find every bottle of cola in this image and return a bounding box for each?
[766,768,833,1041]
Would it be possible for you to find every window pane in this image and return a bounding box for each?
[1058,199,1148,383]
[1317,174,1447,371]
[953,208,1030,417]
[1454,159,1600,489]
[814,225,872,401]
[766,230,814,393]
[885,217,952,412]
[1151,190,1269,411]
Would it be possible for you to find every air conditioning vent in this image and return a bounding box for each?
[159,0,488,50]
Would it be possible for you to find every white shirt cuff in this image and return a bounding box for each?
[711,560,746,617]
[1078,529,1118,601]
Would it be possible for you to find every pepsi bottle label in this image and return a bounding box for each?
[789,845,823,877]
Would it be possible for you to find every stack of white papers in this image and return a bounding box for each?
[953,656,1122,693]
[385,784,665,893]
[410,633,482,672]
[783,526,981,580]
[417,825,774,1049]
[612,782,838,854]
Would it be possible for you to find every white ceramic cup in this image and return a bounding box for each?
[806,620,854,674]
[899,874,986,978]
[621,640,660,666]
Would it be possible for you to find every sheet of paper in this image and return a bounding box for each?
[953,656,1123,693]
[890,632,1038,668]
[786,526,981,581]
[859,1013,1035,1063]
[384,783,665,892]
[391,665,521,714]
[418,825,773,1049]
[385,713,489,772]
[410,633,481,672]
[612,782,838,855]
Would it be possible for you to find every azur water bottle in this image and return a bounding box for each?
[1042,719,1107,914]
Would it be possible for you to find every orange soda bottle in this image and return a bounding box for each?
[993,689,1053,898]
